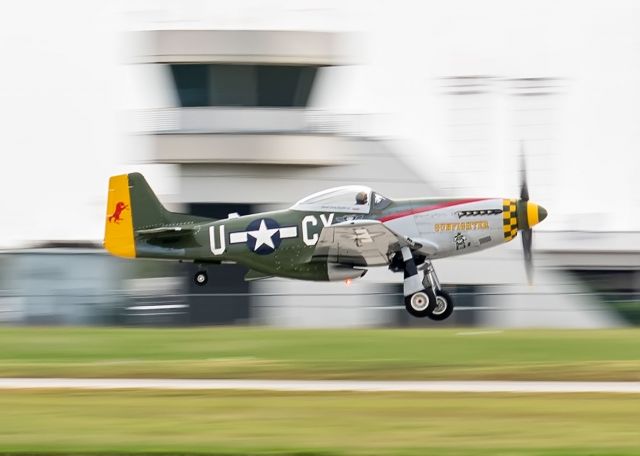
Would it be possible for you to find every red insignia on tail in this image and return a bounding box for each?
[108,201,128,224]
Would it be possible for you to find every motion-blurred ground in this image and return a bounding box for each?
[1,327,639,380]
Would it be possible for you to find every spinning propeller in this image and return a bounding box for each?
[517,145,547,284]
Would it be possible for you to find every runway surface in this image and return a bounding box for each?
[1,378,640,393]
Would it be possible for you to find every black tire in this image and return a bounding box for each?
[426,290,454,321]
[404,288,437,318]
[194,270,208,286]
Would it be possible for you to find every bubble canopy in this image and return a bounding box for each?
[291,186,390,213]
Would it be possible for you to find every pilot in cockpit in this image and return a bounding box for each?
[355,191,368,205]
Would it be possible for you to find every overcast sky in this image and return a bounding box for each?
[0,0,639,247]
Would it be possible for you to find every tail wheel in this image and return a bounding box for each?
[426,290,454,321]
[404,288,437,318]
[194,270,208,286]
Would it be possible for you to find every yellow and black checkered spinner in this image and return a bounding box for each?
[502,199,518,241]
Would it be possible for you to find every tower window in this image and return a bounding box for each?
[170,64,319,108]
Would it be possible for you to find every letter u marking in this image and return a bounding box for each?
[209,225,226,255]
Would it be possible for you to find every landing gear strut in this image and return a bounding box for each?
[401,247,436,317]
[419,260,454,321]
[194,270,208,286]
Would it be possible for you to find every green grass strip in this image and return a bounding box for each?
[1,390,640,455]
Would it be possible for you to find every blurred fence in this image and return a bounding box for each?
[0,287,636,328]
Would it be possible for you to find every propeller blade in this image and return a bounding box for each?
[520,143,529,201]
[521,228,533,284]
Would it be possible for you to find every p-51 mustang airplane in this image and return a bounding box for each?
[104,172,546,320]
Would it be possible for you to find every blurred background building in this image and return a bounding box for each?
[0,0,639,327]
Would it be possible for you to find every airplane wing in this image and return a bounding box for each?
[312,220,409,267]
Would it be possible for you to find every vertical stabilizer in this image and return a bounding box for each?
[104,172,209,259]
[127,172,170,229]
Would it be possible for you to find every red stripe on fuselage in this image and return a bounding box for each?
[378,198,492,223]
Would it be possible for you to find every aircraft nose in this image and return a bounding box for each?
[538,205,548,223]
[526,202,547,228]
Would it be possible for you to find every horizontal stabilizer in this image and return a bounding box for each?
[136,226,198,237]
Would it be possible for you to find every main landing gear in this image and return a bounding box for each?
[419,260,454,321]
[399,247,454,320]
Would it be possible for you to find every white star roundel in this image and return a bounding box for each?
[227,218,299,255]
[246,218,282,255]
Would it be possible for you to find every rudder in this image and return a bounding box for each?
[104,174,136,258]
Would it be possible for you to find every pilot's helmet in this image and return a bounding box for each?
[355,191,368,205]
